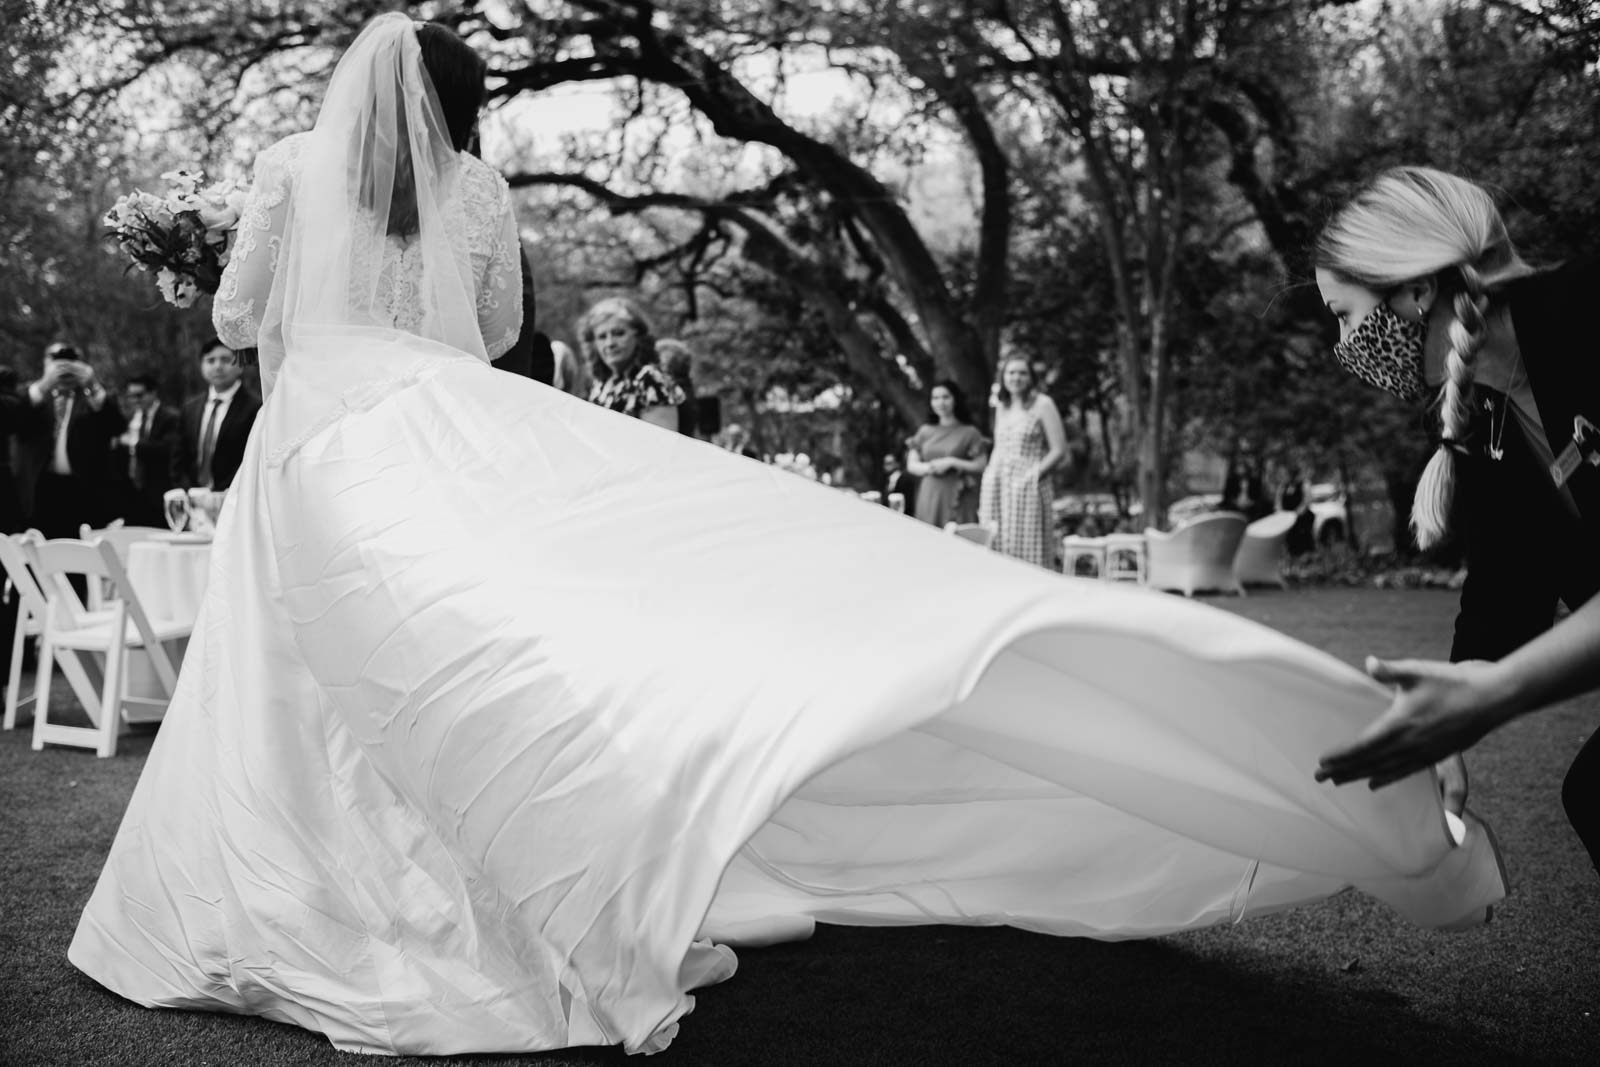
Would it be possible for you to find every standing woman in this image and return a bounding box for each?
[1310,167,1600,868]
[580,297,684,431]
[979,358,1067,567]
[905,379,988,527]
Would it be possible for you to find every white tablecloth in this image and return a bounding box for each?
[121,540,211,710]
[127,541,212,627]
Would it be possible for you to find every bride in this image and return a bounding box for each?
[69,13,1505,1057]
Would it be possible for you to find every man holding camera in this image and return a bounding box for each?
[15,341,125,539]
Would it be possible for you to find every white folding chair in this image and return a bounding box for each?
[945,521,997,549]
[1,532,46,729]
[78,524,167,609]
[0,531,109,732]
[28,538,191,757]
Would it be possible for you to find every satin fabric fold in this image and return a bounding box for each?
[71,342,1503,1055]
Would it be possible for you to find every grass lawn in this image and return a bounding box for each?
[1,588,1596,1065]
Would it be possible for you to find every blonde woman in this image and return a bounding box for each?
[578,296,684,431]
[978,358,1067,567]
[1311,166,1600,871]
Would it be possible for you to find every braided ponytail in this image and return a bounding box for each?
[1316,166,1537,550]
[1410,265,1490,548]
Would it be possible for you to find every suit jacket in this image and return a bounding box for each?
[883,468,920,508]
[0,369,24,533]
[1450,258,1600,662]
[11,383,126,520]
[111,403,183,523]
[177,388,262,492]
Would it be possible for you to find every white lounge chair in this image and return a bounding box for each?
[1145,512,1248,597]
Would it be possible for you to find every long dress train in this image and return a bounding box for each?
[69,335,1504,1056]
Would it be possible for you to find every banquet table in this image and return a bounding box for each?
[120,536,212,709]
[126,538,212,627]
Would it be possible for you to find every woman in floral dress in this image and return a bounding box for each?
[580,296,685,428]
[979,357,1068,567]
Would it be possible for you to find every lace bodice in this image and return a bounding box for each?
[213,132,523,361]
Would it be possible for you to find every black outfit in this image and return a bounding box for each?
[0,370,25,687]
[12,383,125,539]
[1450,259,1600,869]
[111,403,183,527]
[883,467,920,508]
[1221,464,1272,521]
[0,369,25,535]
[176,388,262,493]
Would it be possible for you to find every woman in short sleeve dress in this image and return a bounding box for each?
[906,379,988,527]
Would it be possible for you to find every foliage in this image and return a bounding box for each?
[5,0,1599,514]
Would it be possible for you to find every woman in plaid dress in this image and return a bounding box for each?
[979,357,1067,568]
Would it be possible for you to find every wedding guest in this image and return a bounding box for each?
[1221,448,1272,521]
[550,339,590,398]
[111,373,182,527]
[1277,466,1315,555]
[0,364,25,688]
[13,341,125,538]
[176,337,262,494]
[979,357,1067,568]
[881,450,918,510]
[580,297,684,431]
[0,365,24,536]
[905,379,988,527]
[1310,166,1600,867]
[655,339,698,437]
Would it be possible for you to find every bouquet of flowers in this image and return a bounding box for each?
[104,168,249,309]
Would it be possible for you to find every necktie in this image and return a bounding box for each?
[51,392,73,475]
[197,398,222,489]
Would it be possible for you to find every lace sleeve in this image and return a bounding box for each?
[476,176,523,360]
[213,136,300,350]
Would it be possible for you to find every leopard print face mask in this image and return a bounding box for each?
[1333,302,1428,403]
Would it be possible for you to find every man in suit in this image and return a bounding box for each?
[111,373,182,527]
[13,341,126,539]
[176,337,261,496]
[882,450,919,511]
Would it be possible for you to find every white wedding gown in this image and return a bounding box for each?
[68,32,1503,1052]
[67,331,1506,1056]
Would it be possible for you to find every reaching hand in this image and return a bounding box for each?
[1315,656,1512,793]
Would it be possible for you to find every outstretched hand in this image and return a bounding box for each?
[1315,656,1511,797]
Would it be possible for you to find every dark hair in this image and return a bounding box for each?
[578,297,660,384]
[126,373,158,393]
[656,338,694,386]
[373,22,486,237]
[44,342,79,362]
[993,357,1038,407]
[197,336,230,360]
[926,378,973,425]
[416,23,486,153]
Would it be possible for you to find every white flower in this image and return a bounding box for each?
[161,168,203,192]
[155,268,199,308]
